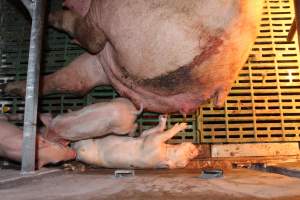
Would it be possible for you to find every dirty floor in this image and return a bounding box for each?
[1,164,300,200]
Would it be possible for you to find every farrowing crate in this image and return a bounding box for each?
[0,0,299,144]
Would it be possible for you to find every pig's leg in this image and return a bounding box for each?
[0,126,23,162]
[3,53,109,97]
[48,10,107,54]
[0,121,75,169]
[140,115,168,138]
[153,123,188,143]
[39,113,70,146]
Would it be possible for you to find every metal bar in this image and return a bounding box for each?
[20,0,33,17]
[294,0,300,50]
[21,0,47,174]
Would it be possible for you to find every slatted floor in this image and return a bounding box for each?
[199,0,300,143]
[0,0,299,144]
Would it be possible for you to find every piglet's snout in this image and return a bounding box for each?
[182,143,199,159]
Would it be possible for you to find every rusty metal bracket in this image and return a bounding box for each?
[295,0,300,50]
[288,0,300,50]
[287,19,296,42]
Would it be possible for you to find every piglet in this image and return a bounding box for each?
[40,98,141,144]
[73,115,199,169]
[0,120,76,169]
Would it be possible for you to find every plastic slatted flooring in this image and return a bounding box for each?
[0,0,299,144]
[199,0,300,143]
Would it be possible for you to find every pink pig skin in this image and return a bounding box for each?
[73,115,199,169]
[3,1,263,114]
[40,98,140,143]
[63,0,91,17]
[0,120,76,169]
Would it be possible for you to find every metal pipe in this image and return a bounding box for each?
[21,0,47,174]
[294,0,300,50]
[20,0,33,17]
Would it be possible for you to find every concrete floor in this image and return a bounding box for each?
[1,165,300,200]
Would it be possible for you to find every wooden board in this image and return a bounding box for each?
[212,143,300,158]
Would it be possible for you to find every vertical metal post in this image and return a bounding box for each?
[21,0,47,174]
[294,0,300,50]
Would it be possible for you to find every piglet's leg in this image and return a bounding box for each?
[0,126,23,162]
[140,115,168,138]
[48,10,107,54]
[3,53,109,97]
[153,123,188,143]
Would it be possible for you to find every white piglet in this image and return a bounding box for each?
[40,98,141,143]
[73,115,199,169]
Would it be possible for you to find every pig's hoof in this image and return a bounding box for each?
[160,114,168,120]
[159,115,168,123]
[174,122,188,131]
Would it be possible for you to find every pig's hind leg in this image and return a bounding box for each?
[3,53,110,97]
[48,10,107,54]
[140,115,168,138]
[0,121,75,169]
[153,123,188,143]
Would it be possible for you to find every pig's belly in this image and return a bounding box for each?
[99,34,251,114]
[98,1,261,114]
[93,137,158,168]
[99,45,205,114]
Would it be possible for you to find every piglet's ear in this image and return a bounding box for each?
[39,113,53,127]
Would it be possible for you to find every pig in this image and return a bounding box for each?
[2,0,264,114]
[72,115,199,169]
[40,98,141,144]
[0,113,23,121]
[0,120,76,169]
